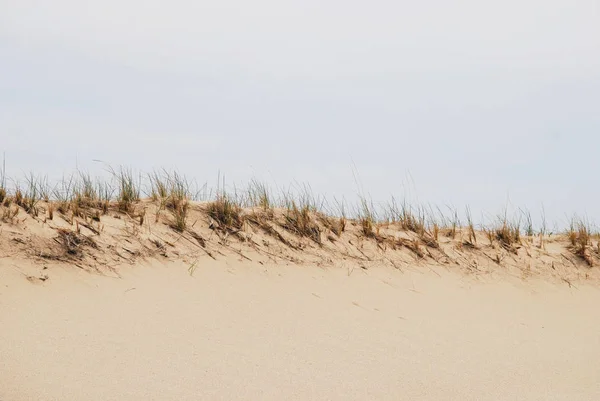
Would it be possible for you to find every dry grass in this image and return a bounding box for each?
[385,198,424,233]
[110,167,140,213]
[148,170,193,231]
[494,213,521,251]
[359,197,377,238]
[1,162,597,271]
[391,237,425,258]
[47,201,54,220]
[54,174,77,214]
[328,199,347,237]
[1,204,19,223]
[12,173,48,216]
[568,218,594,266]
[56,228,98,258]
[246,180,272,211]
[523,209,534,237]
[384,199,441,248]
[465,207,477,246]
[167,172,191,232]
[207,194,244,232]
[282,200,321,244]
[317,213,345,238]
[149,171,169,203]
[443,208,460,239]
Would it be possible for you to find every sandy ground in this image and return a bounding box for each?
[1,259,599,401]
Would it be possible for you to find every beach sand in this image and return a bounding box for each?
[2,256,599,400]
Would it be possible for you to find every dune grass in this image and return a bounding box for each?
[206,194,244,231]
[0,162,598,266]
[568,217,594,266]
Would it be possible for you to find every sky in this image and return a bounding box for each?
[1,0,599,227]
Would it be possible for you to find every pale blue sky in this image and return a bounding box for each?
[1,0,599,227]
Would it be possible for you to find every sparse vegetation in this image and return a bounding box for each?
[568,217,594,266]
[494,211,521,250]
[168,172,191,232]
[0,163,598,277]
[358,197,377,238]
[111,166,140,213]
[246,180,272,211]
[207,193,243,231]
[465,207,477,245]
[522,209,534,237]
[1,204,19,223]
[282,199,321,244]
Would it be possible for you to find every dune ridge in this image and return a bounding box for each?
[2,172,600,400]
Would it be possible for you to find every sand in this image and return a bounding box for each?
[2,257,599,401]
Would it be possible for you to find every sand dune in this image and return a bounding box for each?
[2,257,600,400]
[1,199,600,400]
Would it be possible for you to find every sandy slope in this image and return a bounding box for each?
[1,258,599,401]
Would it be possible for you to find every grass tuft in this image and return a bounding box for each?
[568,217,594,266]
[495,212,521,250]
[465,207,477,246]
[282,200,321,244]
[207,194,244,231]
[110,167,140,213]
[247,180,272,210]
[358,197,377,238]
[168,172,191,232]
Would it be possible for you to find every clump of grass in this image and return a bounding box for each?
[522,209,534,237]
[2,206,19,222]
[465,206,477,245]
[393,237,425,258]
[336,200,347,235]
[54,174,77,214]
[96,179,113,214]
[167,172,191,232]
[13,187,22,208]
[483,225,495,246]
[15,173,48,216]
[110,167,140,213]
[166,171,190,209]
[48,201,54,220]
[421,210,440,249]
[538,206,547,249]
[207,193,244,231]
[282,199,321,244]
[149,170,169,203]
[386,198,415,231]
[2,204,19,223]
[442,208,459,239]
[318,212,346,238]
[568,217,594,266]
[432,222,439,241]
[149,170,193,231]
[495,220,512,245]
[247,180,272,211]
[359,197,377,238]
[401,204,425,235]
[321,198,347,237]
[170,201,188,231]
[495,213,521,248]
[56,228,98,258]
[77,172,98,205]
[383,199,442,248]
[386,199,433,243]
